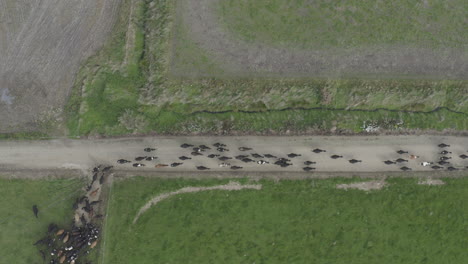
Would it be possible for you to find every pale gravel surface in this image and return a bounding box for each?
[418,178,446,185]
[336,180,387,191]
[173,0,467,79]
[0,135,467,177]
[132,181,262,223]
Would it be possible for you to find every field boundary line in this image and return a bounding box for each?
[99,174,114,264]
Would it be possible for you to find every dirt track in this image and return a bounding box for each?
[0,135,466,177]
[0,0,121,132]
[133,181,262,224]
[173,0,467,79]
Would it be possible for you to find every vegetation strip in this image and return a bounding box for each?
[178,106,468,116]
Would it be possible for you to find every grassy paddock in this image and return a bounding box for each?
[0,178,84,263]
[217,0,467,49]
[65,0,468,137]
[102,177,468,264]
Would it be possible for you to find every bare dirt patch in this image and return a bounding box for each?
[133,181,262,223]
[172,0,467,79]
[0,0,122,132]
[336,180,387,191]
[418,178,445,185]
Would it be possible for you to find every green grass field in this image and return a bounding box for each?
[64,0,468,137]
[218,0,467,49]
[102,177,468,264]
[0,178,84,263]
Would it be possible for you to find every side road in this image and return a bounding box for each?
[0,135,466,177]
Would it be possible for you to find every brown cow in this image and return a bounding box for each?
[90,188,100,197]
[56,229,65,236]
[90,240,98,249]
[63,233,69,243]
[59,255,66,264]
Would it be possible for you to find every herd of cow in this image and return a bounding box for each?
[115,142,468,172]
[380,143,468,171]
[28,142,466,263]
[33,165,111,264]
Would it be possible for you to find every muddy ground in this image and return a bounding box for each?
[0,0,121,133]
[172,0,467,79]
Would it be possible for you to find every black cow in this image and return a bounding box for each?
[395,158,408,163]
[199,145,211,150]
[48,223,58,234]
[39,250,46,260]
[349,159,362,164]
[99,174,105,185]
[330,155,343,159]
[304,161,316,165]
[193,147,203,152]
[235,155,249,160]
[32,205,39,218]
[438,143,450,148]
[238,147,252,151]
[90,200,101,206]
[92,173,98,182]
[179,156,191,160]
[396,150,408,154]
[102,166,113,172]
[312,148,326,153]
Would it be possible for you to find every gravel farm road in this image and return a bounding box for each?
[0,135,467,178]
